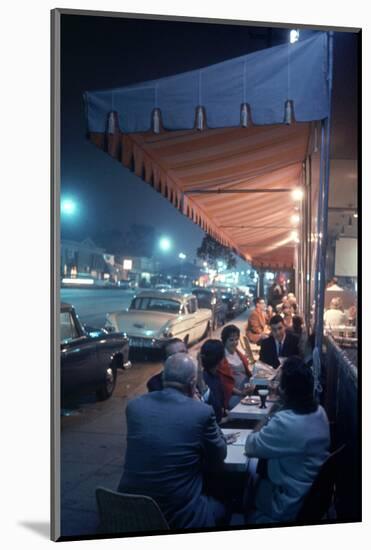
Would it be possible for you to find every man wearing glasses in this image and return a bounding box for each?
[246,297,270,344]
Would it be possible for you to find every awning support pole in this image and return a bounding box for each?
[314,120,326,327]
[315,31,334,382]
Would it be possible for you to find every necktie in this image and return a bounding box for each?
[278,342,283,356]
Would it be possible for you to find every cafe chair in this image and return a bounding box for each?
[95,487,170,534]
[241,335,260,364]
[296,444,346,523]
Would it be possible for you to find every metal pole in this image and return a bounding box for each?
[307,155,313,330]
[314,120,326,329]
[300,172,305,316]
[315,31,334,356]
[301,161,308,323]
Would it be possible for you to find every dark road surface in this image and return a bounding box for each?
[60,287,136,328]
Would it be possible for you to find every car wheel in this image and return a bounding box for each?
[96,365,117,401]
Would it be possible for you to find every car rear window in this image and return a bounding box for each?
[60,311,79,342]
[130,297,180,314]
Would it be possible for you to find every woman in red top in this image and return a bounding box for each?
[218,324,252,410]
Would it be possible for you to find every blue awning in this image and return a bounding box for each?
[84,32,329,134]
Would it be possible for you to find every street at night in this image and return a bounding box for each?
[61,288,136,328]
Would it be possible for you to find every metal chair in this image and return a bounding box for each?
[241,335,260,364]
[296,444,346,523]
[96,487,170,534]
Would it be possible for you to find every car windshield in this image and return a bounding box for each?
[130,297,180,314]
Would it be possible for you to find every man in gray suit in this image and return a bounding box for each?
[117,352,229,530]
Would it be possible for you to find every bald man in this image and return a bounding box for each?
[118,352,228,530]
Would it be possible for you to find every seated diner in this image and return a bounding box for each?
[244,356,330,524]
[219,324,252,409]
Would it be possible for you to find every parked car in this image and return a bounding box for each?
[154,283,173,291]
[218,287,241,319]
[236,288,250,312]
[191,287,227,330]
[105,290,212,351]
[60,303,130,403]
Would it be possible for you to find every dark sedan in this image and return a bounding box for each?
[218,287,240,319]
[191,287,227,330]
[60,303,130,403]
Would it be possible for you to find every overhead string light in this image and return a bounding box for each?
[152,84,161,134]
[196,106,206,131]
[284,31,297,125]
[196,69,206,131]
[240,58,251,128]
[152,108,161,134]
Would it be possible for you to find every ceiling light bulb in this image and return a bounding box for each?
[292,188,304,201]
[291,214,300,225]
[291,230,299,241]
[290,29,300,44]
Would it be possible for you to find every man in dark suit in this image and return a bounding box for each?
[259,314,299,369]
[118,352,229,530]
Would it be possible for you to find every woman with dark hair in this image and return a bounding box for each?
[244,356,330,524]
[219,325,252,409]
[199,340,226,423]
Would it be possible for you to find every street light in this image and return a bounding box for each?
[178,252,186,260]
[159,237,172,252]
[61,198,77,216]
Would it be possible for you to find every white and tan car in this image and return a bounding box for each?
[105,290,212,350]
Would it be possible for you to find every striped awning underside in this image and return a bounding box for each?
[89,121,312,268]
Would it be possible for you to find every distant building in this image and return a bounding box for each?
[61,238,111,280]
[121,256,160,285]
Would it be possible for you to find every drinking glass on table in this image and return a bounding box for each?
[258,389,269,409]
[268,379,279,400]
[243,381,256,403]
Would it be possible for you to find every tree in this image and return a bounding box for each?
[94,225,157,258]
[196,234,237,271]
[93,229,126,255]
[123,224,157,257]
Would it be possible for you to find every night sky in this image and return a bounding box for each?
[60,14,358,262]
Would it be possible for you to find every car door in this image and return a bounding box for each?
[188,297,206,341]
[60,310,98,397]
[180,298,197,343]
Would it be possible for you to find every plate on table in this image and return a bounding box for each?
[241,396,260,406]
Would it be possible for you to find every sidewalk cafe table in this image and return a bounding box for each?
[227,399,273,421]
[222,429,252,472]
